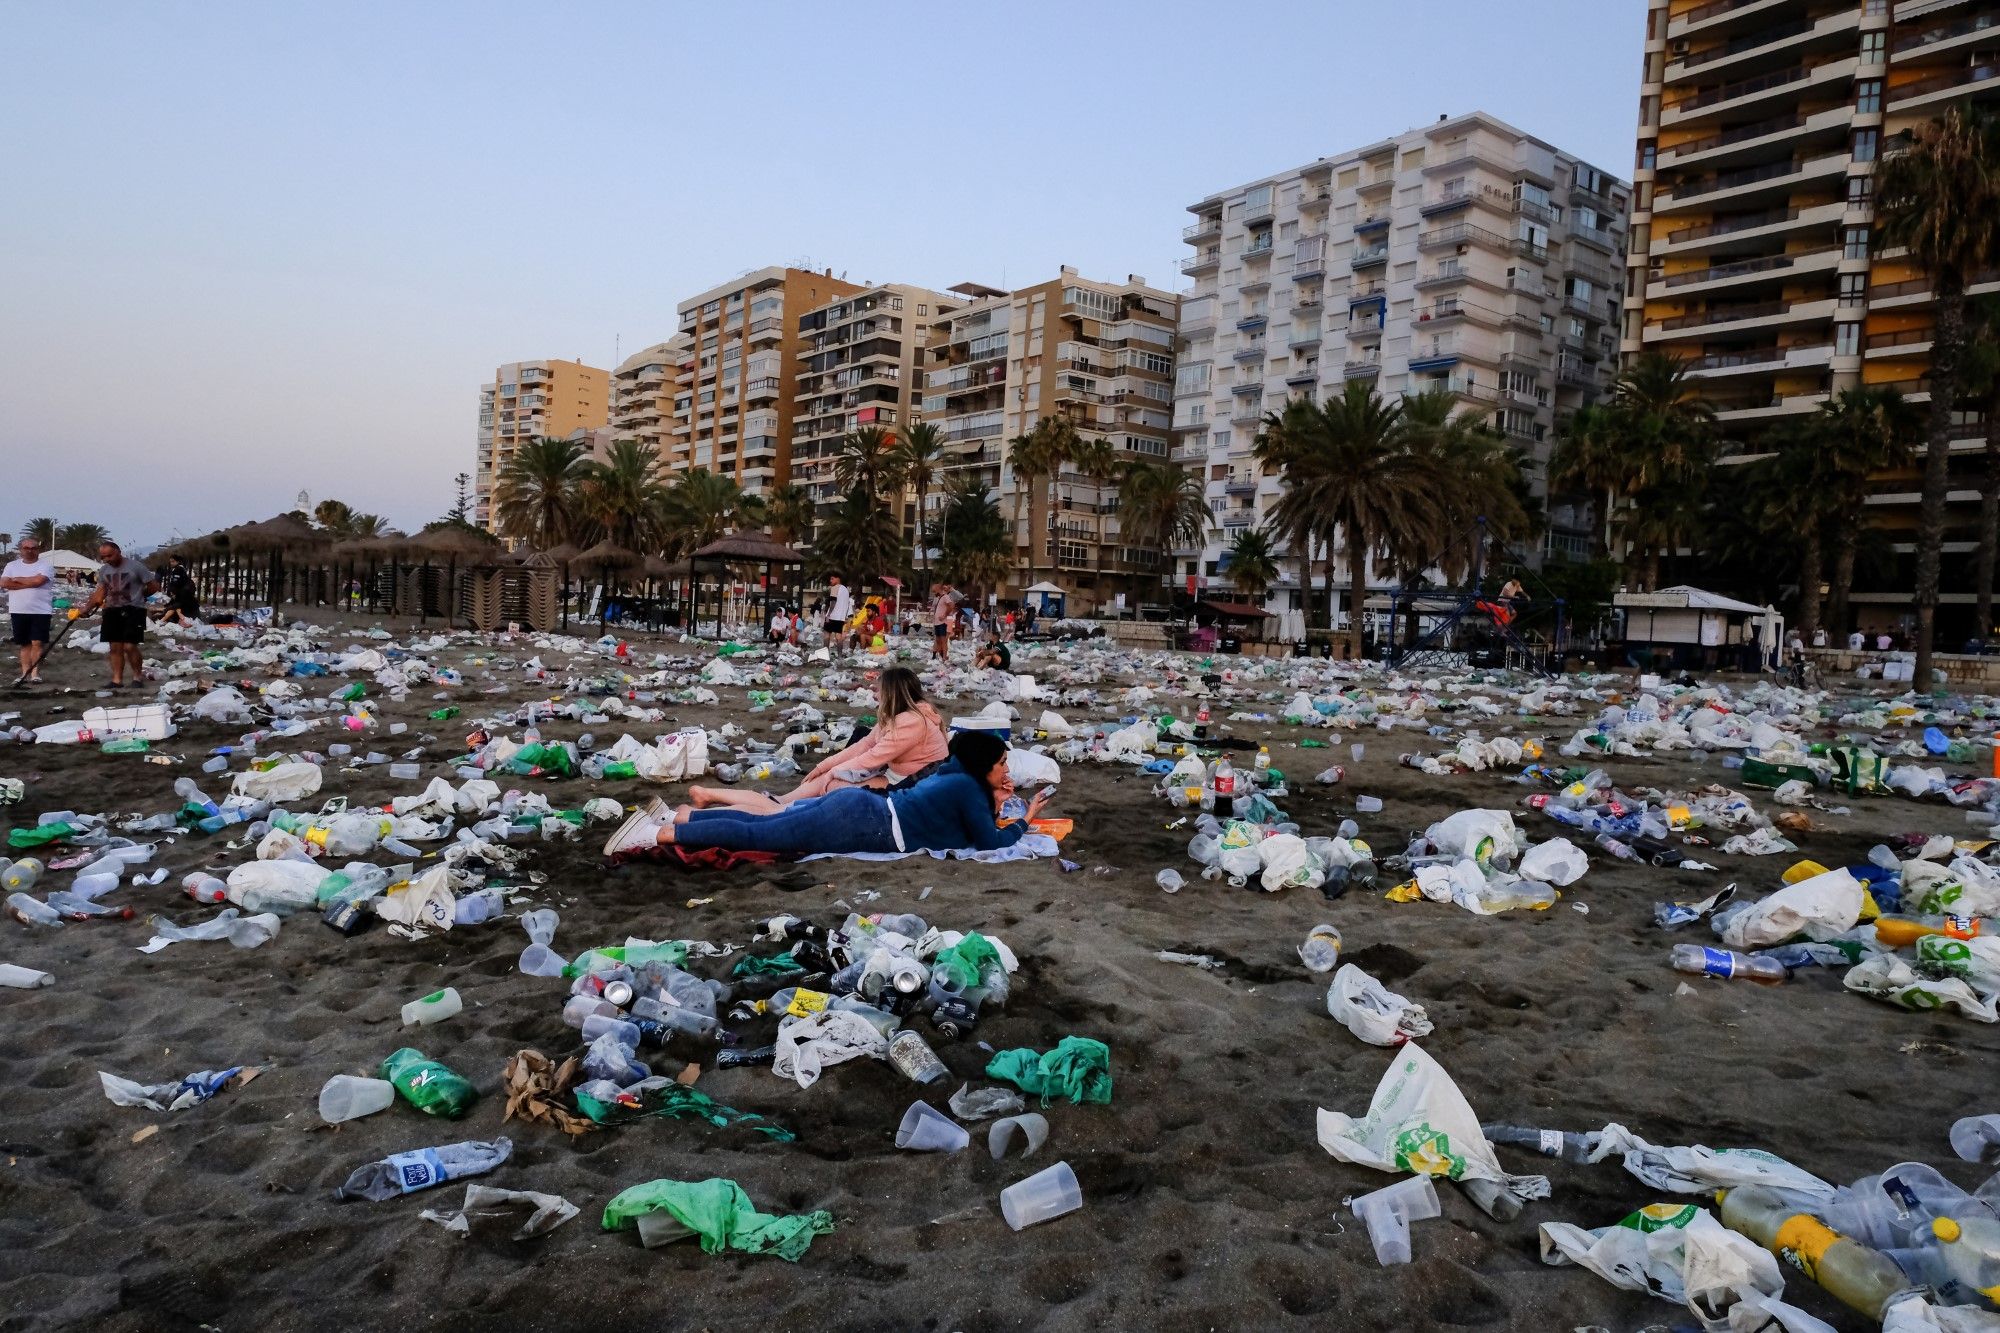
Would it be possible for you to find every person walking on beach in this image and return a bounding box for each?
[2,536,54,684]
[82,539,157,689]
[823,576,853,646]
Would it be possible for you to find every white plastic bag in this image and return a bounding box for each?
[1843,954,2000,1023]
[1588,1123,1835,1198]
[1716,868,1862,949]
[772,1009,886,1089]
[1316,1045,1549,1207]
[1519,838,1587,887]
[1539,1203,1784,1331]
[231,762,323,803]
[1006,749,1061,789]
[1255,833,1325,892]
[1326,964,1433,1046]
[1426,809,1518,865]
[373,864,457,935]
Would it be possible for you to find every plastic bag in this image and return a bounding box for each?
[1316,1045,1549,1207]
[1518,838,1587,887]
[374,864,458,936]
[1326,964,1433,1046]
[1256,833,1325,892]
[1714,868,1862,949]
[1006,749,1061,789]
[1843,955,2000,1023]
[1539,1203,1783,1331]
[231,762,323,803]
[1426,809,1517,866]
[1587,1123,1835,1199]
[772,1010,886,1089]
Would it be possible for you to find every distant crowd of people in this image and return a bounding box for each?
[760,575,1037,670]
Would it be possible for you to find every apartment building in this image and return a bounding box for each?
[792,283,961,536]
[1176,112,1629,615]
[473,358,609,532]
[609,335,691,462]
[1627,0,2000,632]
[922,268,1180,612]
[668,267,865,496]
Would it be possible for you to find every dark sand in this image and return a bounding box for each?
[1,624,1996,1333]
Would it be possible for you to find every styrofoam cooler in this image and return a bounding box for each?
[82,704,176,740]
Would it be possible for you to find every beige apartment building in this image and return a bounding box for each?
[1627,0,2000,631]
[923,268,1179,612]
[668,267,865,495]
[473,358,609,532]
[792,283,962,538]
[609,334,691,462]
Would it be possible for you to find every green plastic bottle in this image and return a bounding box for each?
[429,706,460,721]
[100,738,150,754]
[601,761,639,779]
[380,1048,478,1119]
[335,683,366,702]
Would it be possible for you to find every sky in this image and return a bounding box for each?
[0,0,1644,551]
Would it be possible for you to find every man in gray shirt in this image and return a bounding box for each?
[83,539,157,689]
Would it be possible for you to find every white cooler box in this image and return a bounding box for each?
[83,703,177,741]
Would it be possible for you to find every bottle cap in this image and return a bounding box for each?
[1934,1217,1963,1242]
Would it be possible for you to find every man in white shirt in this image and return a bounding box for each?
[824,577,853,641]
[1,537,55,684]
[1848,629,1865,652]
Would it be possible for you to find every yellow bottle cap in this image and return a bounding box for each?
[1934,1217,1962,1242]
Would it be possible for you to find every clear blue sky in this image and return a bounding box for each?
[0,0,1643,549]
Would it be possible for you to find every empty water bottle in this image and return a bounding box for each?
[333,1137,512,1202]
[1480,1124,1599,1163]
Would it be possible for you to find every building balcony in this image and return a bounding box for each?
[1232,341,1267,362]
[1228,405,1266,426]
[1660,104,1852,172]
[1891,61,2000,113]
[1661,56,1858,129]
[1657,201,1846,257]
[1230,381,1264,397]
[1182,251,1221,275]
[1224,475,1258,495]
[1342,358,1382,379]
[1416,296,1503,329]
[1286,364,1321,387]
[1242,198,1275,224]
[1351,245,1390,269]
[1236,312,1268,331]
[1419,191,1475,218]
[1348,282,1387,306]
[1184,215,1222,243]
[1685,342,1832,379]
[747,317,784,343]
[1408,351,1461,374]
[1652,150,1849,214]
[1288,322,1322,349]
[1354,214,1390,234]
[1865,325,1935,358]
[1242,239,1275,263]
[1648,297,1836,342]
[1667,7,1860,84]
[744,377,783,402]
[1416,265,1473,290]
[1346,319,1384,340]
[1667,0,1795,41]
[1648,247,1837,299]
[1869,267,2000,309]
[1893,10,2000,62]
[1418,222,1511,253]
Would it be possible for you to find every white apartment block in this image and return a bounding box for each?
[610,334,690,461]
[1175,111,1630,617]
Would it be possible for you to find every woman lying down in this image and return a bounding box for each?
[603,731,1049,858]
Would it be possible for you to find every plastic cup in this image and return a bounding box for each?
[1350,743,1366,763]
[988,1113,1048,1161]
[1000,1160,1082,1230]
[636,1210,697,1248]
[389,763,422,780]
[1951,1115,2000,1165]
[1355,795,1384,814]
[318,1074,395,1124]
[1350,1175,1440,1265]
[895,1101,969,1153]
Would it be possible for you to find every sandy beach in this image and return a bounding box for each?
[1,623,1995,1333]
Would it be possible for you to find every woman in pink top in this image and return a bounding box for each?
[688,666,948,814]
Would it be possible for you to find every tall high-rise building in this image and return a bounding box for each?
[1628,0,2000,632]
[922,268,1180,611]
[792,283,962,538]
[1177,112,1628,617]
[474,358,609,532]
[667,267,865,495]
[609,334,691,461]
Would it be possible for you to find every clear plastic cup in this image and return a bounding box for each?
[1351,743,1366,763]
[1355,795,1384,814]
[1350,1175,1439,1265]
[895,1101,969,1153]
[636,1210,696,1248]
[389,763,422,780]
[1000,1160,1082,1230]
[318,1074,395,1124]
[988,1112,1048,1161]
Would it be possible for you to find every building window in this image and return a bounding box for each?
[1856,80,1882,114]
[1848,174,1874,206]
[1853,128,1879,163]
[1859,31,1885,64]
[1843,226,1870,260]
[1835,323,1861,357]
[1839,273,1866,304]
[1638,142,1656,172]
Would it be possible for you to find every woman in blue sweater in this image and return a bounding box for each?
[604,731,1048,858]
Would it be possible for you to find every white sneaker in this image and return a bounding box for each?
[602,807,662,858]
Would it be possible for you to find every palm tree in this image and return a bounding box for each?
[1877,104,2000,684]
[892,421,947,594]
[1118,461,1210,598]
[1818,387,1916,637]
[764,483,816,548]
[577,439,664,552]
[834,425,901,495]
[661,468,762,556]
[21,517,58,549]
[1548,403,1636,561]
[55,522,107,553]
[313,499,356,535]
[493,436,590,550]
[1613,351,1717,488]
[1224,526,1281,602]
[1005,431,1052,586]
[1256,383,1442,656]
[1398,390,1531,583]
[932,476,1012,600]
[1756,420,1839,633]
[811,489,902,584]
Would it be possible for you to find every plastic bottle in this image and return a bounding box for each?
[318,1074,396,1123]
[0,964,54,988]
[3,858,44,892]
[1720,1185,1914,1318]
[1210,755,1235,820]
[6,893,62,927]
[400,987,463,1027]
[1480,1125,1598,1163]
[1298,923,1342,973]
[1928,1214,2000,1305]
[332,1137,512,1202]
[1254,745,1270,775]
[1672,944,1786,984]
[1594,834,1639,862]
[380,1048,478,1118]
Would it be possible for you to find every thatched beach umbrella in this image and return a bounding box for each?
[576,539,642,629]
[689,529,804,638]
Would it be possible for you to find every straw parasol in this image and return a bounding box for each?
[577,538,643,570]
[232,513,331,551]
[411,523,505,561]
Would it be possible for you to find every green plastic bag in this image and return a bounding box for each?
[731,953,805,978]
[601,1178,833,1260]
[931,932,1001,989]
[575,1084,794,1141]
[1830,746,1888,796]
[8,822,77,850]
[1739,756,1817,791]
[985,1035,1112,1106]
